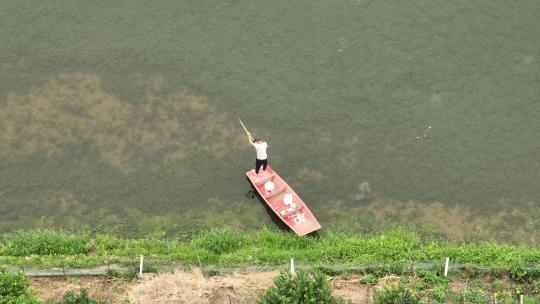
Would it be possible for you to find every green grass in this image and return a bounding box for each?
[0,228,539,274]
[0,269,39,304]
[0,230,90,256]
[0,228,539,303]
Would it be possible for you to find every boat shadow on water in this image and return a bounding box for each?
[245,180,320,238]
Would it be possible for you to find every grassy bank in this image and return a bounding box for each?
[1,228,540,303]
[1,228,539,277]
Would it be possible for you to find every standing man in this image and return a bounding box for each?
[247,133,268,174]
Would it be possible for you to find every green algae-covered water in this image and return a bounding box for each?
[0,0,539,242]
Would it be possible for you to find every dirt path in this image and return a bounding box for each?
[30,269,373,303]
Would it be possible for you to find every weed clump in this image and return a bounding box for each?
[257,270,345,304]
[456,287,490,304]
[0,269,39,304]
[374,284,419,304]
[61,288,107,304]
[106,265,158,281]
[1,230,89,256]
[195,227,242,255]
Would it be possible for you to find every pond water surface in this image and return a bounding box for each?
[0,0,538,243]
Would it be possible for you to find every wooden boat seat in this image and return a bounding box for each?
[269,192,286,204]
[284,206,304,218]
[265,185,285,199]
[255,174,275,186]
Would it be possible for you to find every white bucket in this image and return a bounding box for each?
[264,181,275,193]
[284,193,293,205]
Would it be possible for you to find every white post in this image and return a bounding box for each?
[290,258,295,274]
[139,255,144,275]
[444,257,449,276]
[520,295,524,304]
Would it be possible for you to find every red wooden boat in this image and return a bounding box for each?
[246,166,321,236]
